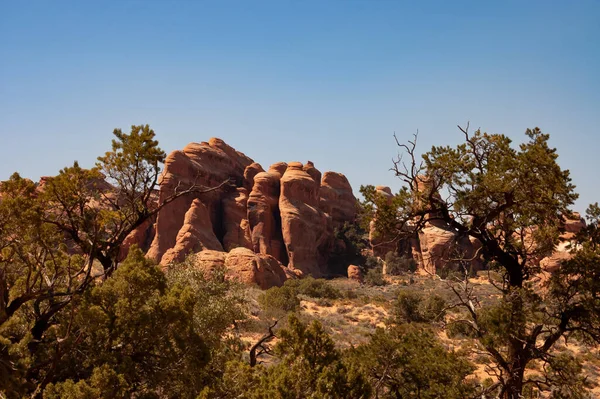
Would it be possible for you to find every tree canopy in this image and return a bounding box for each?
[362,125,599,398]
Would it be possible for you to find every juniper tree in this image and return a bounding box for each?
[368,125,599,398]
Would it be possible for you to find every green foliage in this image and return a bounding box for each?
[44,365,129,399]
[384,251,417,275]
[359,185,413,242]
[392,290,446,324]
[96,124,166,195]
[209,315,372,399]
[42,248,210,398]
[351,324,475,398]
[328,221,369,275]
[258,284,301,315]
[40,125,170,274]
[286,276,343,299]
[360,256,386,286]
[382,127,595,398]
[258,277,342,315]
[166,258,247,348]
[0,248,247,398]
[364,266,386,286]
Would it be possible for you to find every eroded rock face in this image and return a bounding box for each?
[540,243,573,273]
[189,247,287,289]
[279,162,332,276]
[222,188,252,251]
[138,138,360,282]
[303,161,322,186]
[118,219,156,262]
[319,172,356,228]
[562,213,586,238]
[147,138,253,264]
[247,171,287,263]
[268,162,288,179]
[243,162,264,192]
[160,199,223,266]
[418,226,456,275]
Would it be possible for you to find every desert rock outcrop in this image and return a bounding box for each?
[160,199,223,265]
[319,172,356,227]
[147,138,253,264]
[190,248,287,289]
[138,138,357,281]
[279,162,332,276]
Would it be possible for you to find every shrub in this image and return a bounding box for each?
[363,255,383,272]
[257,277,342,314]
[364,267,386,286]
[258,285,300,314]
[446,320,478,339]
[392,291,446,324]
[384,251,417,275]
[286,276,342,299]
[350,324,476,399]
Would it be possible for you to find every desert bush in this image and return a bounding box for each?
[364,267,386,286]
[350,324,476,399]
[257,277,342,314]
[286,276,342,299]
[384,251,417,275]
[392,290,446,324]
[258,285,301,314]
[446,320,478,339]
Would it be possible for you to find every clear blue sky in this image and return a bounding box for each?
[1,0,599,212]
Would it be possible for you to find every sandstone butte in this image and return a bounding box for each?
[75,137,584,289]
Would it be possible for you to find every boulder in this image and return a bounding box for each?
[190,247,287,289]
[225,247,287,289]
[347,265,363,283]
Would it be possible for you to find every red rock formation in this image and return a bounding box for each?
[347,265,363,283]
[417,225,455,275]
[147,138,253,264]
[369,186,398,257]
[222,188,253,251]
[279,162,332,276]
[267,162,288,179]
[303,161,322,186]
[247,171,287,263]
[189,247,287,289]
[160,199,223,265]
[243,162,264,192]
[319,172,356,227]
[562,212,585,238]
[118,218,156,261]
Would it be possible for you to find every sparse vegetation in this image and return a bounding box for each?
[1,126,599,399]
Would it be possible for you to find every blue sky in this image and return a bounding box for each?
[1,0,599,212]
